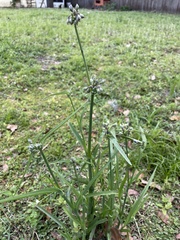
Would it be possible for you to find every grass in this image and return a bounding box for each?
[0,7,180,239]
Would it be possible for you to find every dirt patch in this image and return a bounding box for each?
[37,56,61,70]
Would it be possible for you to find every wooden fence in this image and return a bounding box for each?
[112,0,180,13]
[71,0,180,13]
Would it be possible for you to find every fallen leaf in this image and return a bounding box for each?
[7,124,18,133]
[118,108,124,113]
[76,147,81,152]
[157,211,169,224]
[127,140,132,149]
[134,95,141,100]
[139,180,162,191]
[62,167,68,171]
[45,206,53,220]
[24,173,33,178]
[169,114,180,121]
[138,173,145,180]
[125,117,130,123]
[128,189,139,196]
[51,231,63,240]
[150,182,162,191]
[3,164,9,172]
[176,233,180,239]
[110,227,122,240]
[123,109,130,116]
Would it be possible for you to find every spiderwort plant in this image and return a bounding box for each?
[0,5,156,240]
[66,5,156,238]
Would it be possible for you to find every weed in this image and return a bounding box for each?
[0,5,157,239]
[0,7,179,240]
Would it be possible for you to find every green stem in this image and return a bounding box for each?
[74,24,95,220]
[39,148,60,189]
[120,135,130,221]
[74,24,91,85]
[87,92,95,218]
[108,136,114,229]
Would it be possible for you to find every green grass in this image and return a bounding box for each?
[0,8,180,239]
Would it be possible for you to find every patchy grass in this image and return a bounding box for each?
[0,8,179,239]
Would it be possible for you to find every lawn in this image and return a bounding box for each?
[0,7,180,240]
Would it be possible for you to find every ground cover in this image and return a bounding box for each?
[0,8,179,239]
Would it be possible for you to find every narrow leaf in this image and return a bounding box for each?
[124,167,156,225]
[139,126,147,149]
[37,205,71,239]
[88,218,107,235]
[87,190,118,198]
[40,101,88,143]
[111,138,132,165]
[63,206,81,226]
[0,188,59,204]
[69,122,86,149]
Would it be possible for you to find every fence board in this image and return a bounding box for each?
[112,0,180,13]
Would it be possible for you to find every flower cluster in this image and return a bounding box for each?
[28,139,42,154]
[67,4,84,25]
[84,76,105,94]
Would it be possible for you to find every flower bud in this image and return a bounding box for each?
[67,16,73,24]
[80,13,84,18]
[75,4,79,10]
[69,4,73,11]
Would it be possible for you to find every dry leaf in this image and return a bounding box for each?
[157,211,169,224]
[51,231,63,240]
[7,124,18,133]
[110,227,122,240]
[150,182,162,191]
[176,233,180,239]
[128,140,132,149]
[24,173,33,178]
[139,180,162,191]
[3,164,9,172]
[45,206,53,220]
[125,117,130,123]
[138,173,145,180]
[128,189,139,196]
[62,167,68,171]
[123,109,130,116]
[134,95,141,100]
[169,114,180,121]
